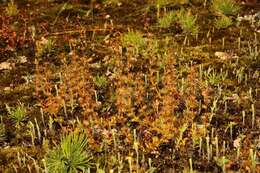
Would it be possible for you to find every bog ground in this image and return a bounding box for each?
[0,0,259,173]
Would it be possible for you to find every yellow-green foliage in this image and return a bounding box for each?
[211,0,240,16]
[6,103,28,125]
[214,15,233,29]
[93,75,107,88]
[158,11,177,28]
[45,132,92,173]
[121,31,147,52]
[178,10,199,34]
[36,37,55,57]
[5,0,19,16]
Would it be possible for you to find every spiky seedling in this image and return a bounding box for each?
[121,30,147,53]
[158,11,177,28]
[6,103,28,125]
[45,132,92,173]
[211,0,240,16]
[178,10,199,34]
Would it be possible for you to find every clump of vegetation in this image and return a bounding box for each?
[5,0,19,16]
[158,11,177,28]
[45,132,92,173]
[178,9,199,34]
[211,0,240,16]
[214,15,233,29]
[36,37,56,57]
[157,8,199,34]
[35,56,96,117]
[6,103,28,125]
[121,30,147,52]
[93,75,107,88]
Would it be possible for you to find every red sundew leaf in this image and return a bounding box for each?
[6,32,17,49]
[2,31,9,39]
[18,36,26,47]
[12,31,17,39]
